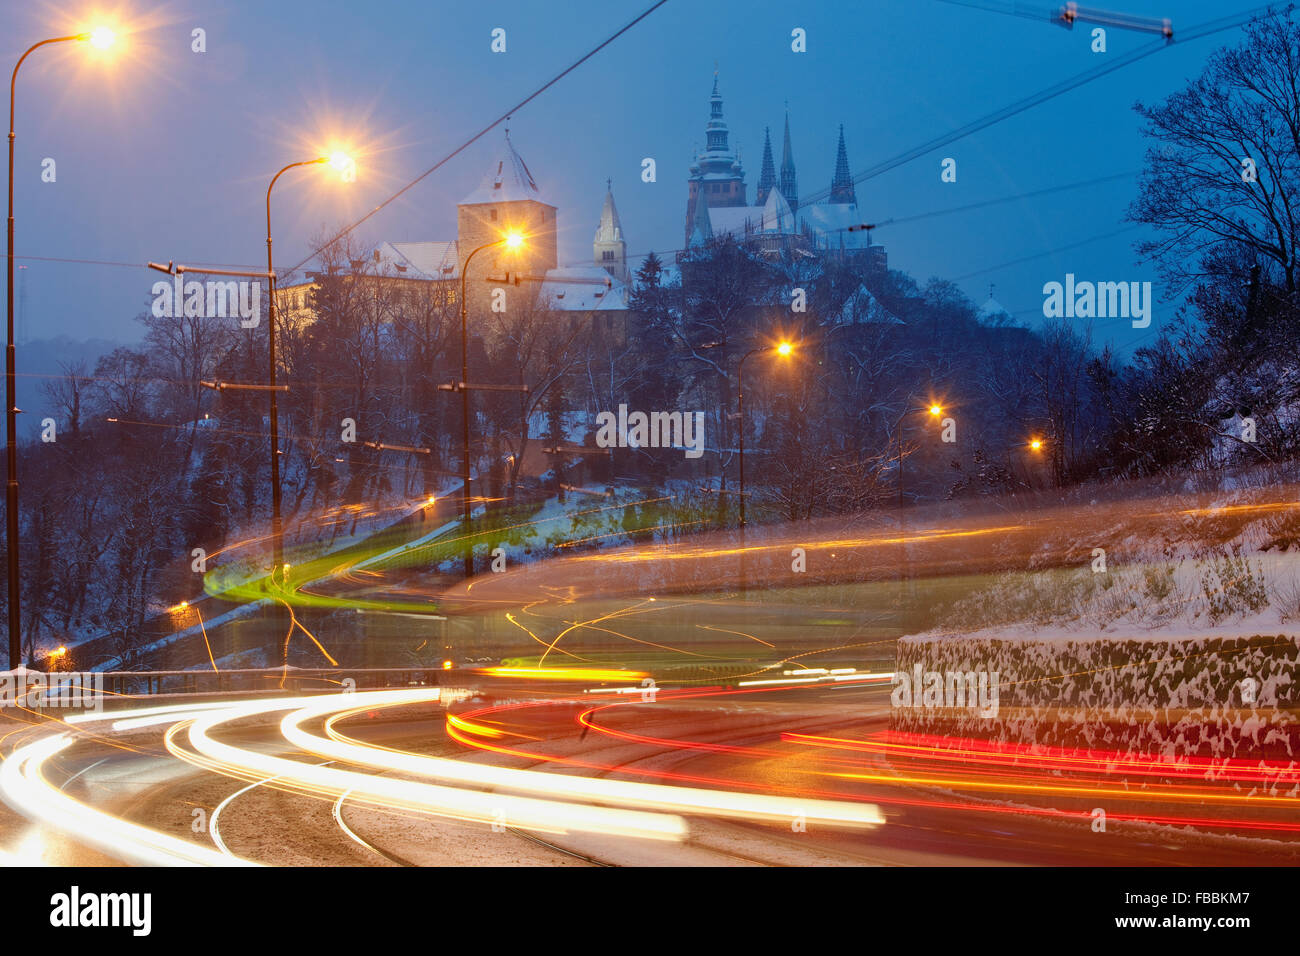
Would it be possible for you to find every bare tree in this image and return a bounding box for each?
[1129,9,1300,295]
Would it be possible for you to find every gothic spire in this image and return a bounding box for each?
[779,107,798,215]
[595,181,624,243]
[830,124,856,205]
[757,126,776,206]
[594,180,628,284]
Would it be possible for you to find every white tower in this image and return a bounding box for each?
[593,179,628,286]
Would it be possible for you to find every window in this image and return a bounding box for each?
[490,208,498,221]
[602,250,614,261]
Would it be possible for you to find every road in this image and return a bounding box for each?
[0,681,1292,866]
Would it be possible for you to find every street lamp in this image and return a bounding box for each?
[895,399,944,625]
[737,340,795,534]
[7,25,118,668]
[897,401,944,512]
[264,153,352,594]
[87,28,117,50]
[456,231,525,578]
[1019,436,1045,489]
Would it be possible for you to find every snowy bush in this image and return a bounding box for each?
[1199,548,1268,625]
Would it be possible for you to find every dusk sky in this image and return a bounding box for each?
[5,0,1261,351]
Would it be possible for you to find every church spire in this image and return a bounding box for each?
[830,124,856,205]
[779,107,798,215]
[595,179,624,244]
[594,180,628,284]
[757,126,776,206]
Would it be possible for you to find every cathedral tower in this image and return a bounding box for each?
[684,73,747,245]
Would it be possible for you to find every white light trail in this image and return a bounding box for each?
[178,695,686,842]
[283,689,884,829]
[0,732,256,867]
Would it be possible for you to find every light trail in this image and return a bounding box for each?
[447,682,1300,836]
[280,690,883,829]
[171,694,688,842]
[0,732,255,867]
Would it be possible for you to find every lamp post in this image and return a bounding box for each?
[7,26,116,668]
[897,402,944,513]
[1023,436,1045,489]
[264,153,352,593]
[736,340,794,537]
[456,232,523,579]
[895,401,943,625]
[734,340,793,598]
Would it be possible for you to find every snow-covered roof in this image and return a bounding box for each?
[539,266,628,311]
[978,296,1011,321]
[707,206,755,237]
[797,202,871,250]
[706,189,796,239]
[460,133,553,207]
[374,240,459,280]
[704,194,869,250]
[759,188,795,233]
[837,283,904,326]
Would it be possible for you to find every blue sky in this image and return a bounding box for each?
[1,0,1267,353]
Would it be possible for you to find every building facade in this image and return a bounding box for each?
[276,131,629,327]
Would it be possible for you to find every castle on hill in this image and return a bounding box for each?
[683,74,886,272]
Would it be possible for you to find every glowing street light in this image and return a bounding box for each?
[326,151,354,176]
[738,340,798,534]
[1029,438,1044,451]
[896,396,950,621]
[86,27,117,50]
[7,25,122,668]
[897,399,948,512]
